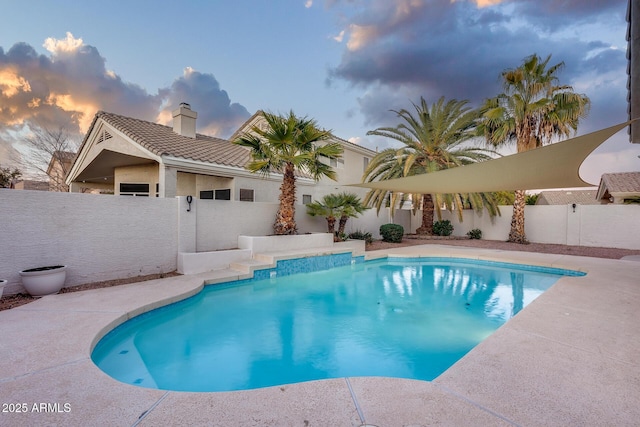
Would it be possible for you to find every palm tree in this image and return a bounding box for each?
[336,192,369,237]
[364,96,500,235]
[306,194,343,236]
[478,54,590,243]
[234,111,344,235]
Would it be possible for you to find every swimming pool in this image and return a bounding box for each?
[92,256,584,392]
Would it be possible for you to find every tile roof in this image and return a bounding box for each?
[536,189,599,205]
[599,172,640,193]
[97,111,251,168]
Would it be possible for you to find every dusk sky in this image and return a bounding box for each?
[0,0,638,185]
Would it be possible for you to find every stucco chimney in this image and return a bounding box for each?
[172,102,197,138]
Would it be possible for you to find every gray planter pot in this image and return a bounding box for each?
[19,265,67,297]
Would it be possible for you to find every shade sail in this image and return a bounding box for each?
[350,121,631,194]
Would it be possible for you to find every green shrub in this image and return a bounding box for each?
[380,223,404,243]
[348,230,373,244]
[433,220,454,236]
[525,193,539,205]
[467,228,482,239]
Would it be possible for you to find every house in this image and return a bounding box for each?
[596,172,640,204]
[66,104,376,203]
[47,150,76,192]
[13,180,49,191]
[535,189,600,206]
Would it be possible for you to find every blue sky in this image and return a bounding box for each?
[1,0,638,185]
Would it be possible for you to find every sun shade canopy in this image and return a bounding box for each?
[351,121,631,194]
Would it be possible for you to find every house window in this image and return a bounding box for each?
[239,188,254,202]
[214,189,231,200]
[120,183,149,197]
[201,189,231,200]
[330,158,337,168]
[302,194,312,204]
[337,158,344,169]
[363,157,369,172]
[200,190,214,199]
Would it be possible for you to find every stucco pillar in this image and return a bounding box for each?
[159,165,177,198]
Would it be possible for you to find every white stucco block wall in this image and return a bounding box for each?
[579,204,640,249]
[0,190,178,294]
[524,205,569,244]
[195,200,279,251]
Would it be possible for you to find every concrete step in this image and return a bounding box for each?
[229,258,272,274]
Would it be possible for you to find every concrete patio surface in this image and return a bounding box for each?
[0,245,638,426]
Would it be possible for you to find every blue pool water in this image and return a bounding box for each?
[92,257,584,392]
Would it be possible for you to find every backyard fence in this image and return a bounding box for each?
[1,190,638,294]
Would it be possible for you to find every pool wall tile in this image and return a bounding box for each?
[235,253,359,282]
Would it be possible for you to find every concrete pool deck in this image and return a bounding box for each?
[0,245,638,426]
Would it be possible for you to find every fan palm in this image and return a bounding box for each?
[364,96,500,235]
[306,194,343,236]
[234,111,344,235]
[336,192,369,237]
[478,54,590,243]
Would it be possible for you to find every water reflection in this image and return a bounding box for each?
[93,259,570,392]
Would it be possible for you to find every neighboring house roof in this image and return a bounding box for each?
[596,172,640,201]
[95,111,251,168]
[536,189,600,205]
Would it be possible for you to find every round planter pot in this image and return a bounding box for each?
[0,280,6,299]
[19,266,67,297]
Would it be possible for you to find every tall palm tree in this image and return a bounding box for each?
[234,111,344,235]
[336,192,369,237]
[478,54,590,243]
[364,96,500,235]
[306,194,343,236]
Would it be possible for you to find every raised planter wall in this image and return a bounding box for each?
[334,240,367,256]
[238,233,334,256]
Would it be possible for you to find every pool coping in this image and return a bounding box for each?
[0,244,638,426]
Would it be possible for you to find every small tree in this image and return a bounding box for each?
[0,166,22,188]
[336,192,369,237]
[22,125,79,192]
[306,194,343,236]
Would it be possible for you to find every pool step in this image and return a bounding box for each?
[229,258,272,274]
[223,245,362,281]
